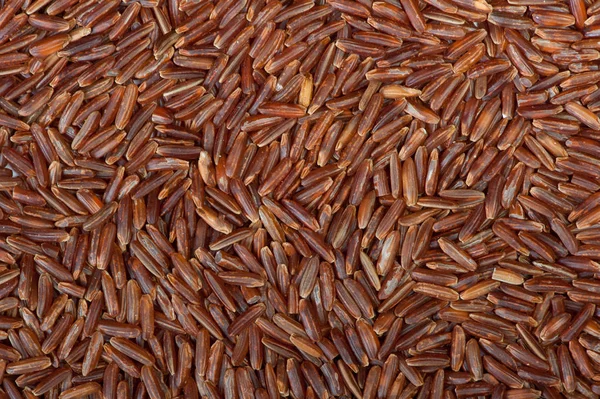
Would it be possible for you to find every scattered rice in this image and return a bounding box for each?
[0,0,598,397]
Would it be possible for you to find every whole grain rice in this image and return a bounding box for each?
[0,0,598,397]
